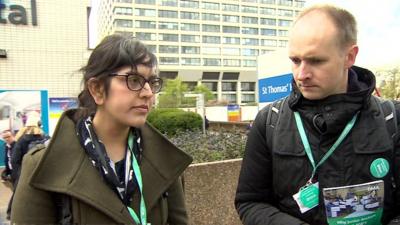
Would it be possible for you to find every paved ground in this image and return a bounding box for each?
[0,169,12,225]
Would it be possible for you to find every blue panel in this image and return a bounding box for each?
[258,73,293,103]
[40,91,49,135]
[0,140,4,168]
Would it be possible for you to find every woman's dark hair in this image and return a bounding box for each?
[76,34,158,120]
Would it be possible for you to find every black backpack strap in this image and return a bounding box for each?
[54,193,72,225]
[266,97,288,150]
[373,96,398,139]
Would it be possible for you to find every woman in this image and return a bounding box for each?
[11,34,193,225]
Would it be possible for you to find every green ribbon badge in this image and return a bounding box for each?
[370,158,389,178]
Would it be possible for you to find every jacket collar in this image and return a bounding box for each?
[30,110,192,224]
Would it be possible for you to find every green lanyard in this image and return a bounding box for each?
[127,131,147,225]
[294,111,358,184]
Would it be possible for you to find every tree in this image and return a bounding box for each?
[377,67,400,100]
[193,84,215,102]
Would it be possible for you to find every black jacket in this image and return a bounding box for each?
[235,66,400,225]
[11,134,45,182]
[3,141,15,176]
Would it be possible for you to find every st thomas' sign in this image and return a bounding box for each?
[0,0,37,26]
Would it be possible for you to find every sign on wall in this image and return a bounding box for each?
[258,73,293,103]
[227,104,240,122]
[49,97,78,135]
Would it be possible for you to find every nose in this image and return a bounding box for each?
[296,62,311,81]
[139,82,154,97]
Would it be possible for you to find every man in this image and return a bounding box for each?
[235,4,400,225]
[1,130,16,220]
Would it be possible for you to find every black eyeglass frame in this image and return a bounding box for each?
[109,73,163,93]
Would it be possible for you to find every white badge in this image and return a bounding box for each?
[293,182,319,213]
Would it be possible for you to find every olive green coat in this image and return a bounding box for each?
[11,110,192,224]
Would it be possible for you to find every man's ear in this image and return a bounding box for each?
[345,45,359,68]
[87,78,105,105]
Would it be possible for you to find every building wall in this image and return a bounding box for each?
[94,0,305,105]
[0,0,91,97]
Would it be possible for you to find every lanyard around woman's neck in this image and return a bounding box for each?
[127,131,147,225]
[293,111,358,184]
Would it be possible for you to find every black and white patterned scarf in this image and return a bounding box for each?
[76,116,140,205]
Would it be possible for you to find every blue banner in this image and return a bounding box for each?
[258,73,293,103]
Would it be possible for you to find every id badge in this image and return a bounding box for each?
[293,182,319,213]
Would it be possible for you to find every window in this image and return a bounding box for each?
[260,0,275,4]
[158,33,179,42]
[242,27,258,35]
[202,13,220,21]
[180,0,199,8]
[202,82,218,91]
[160,57,179,65]
[261,39,277,46]
[181,35,200,43]
[222,72,239,80]
[242,16,258,24]
[278,0,292,6]
[135,0,155,4]
[222,47,240,55]
[260,28,276,36]
[182,81,198,90]
[159,71,178,79]
[115,31,133,37]
[202,72,220,80]
[116,0,132,3]
[114,7,132,15]
[159,45,179,53]
[242,94,255,103]
[203,58,221,66]
[147,45,157,53]
[222,94,237,103]
[241,6,258,14]
[222,3,239,12]
[223,59,240,67]
[243,59,257,67]
[159,0,177,6]
[223,15,239,23]
[222,82,237,91]
[202,47,220,55]
[242,48,259,56]
[277,9,293,17]
[114,19,132,28]
[294,0,305,7]
[135,32,156,41]
[278,19,292,27]
[260,18,276,25]
[158,10,178,18]
[134,9,156,17]
[181,23,200,31]
[279,40,288,47]
[241,82,255,91]
[201,2,219,10]
[180,11,199,20]
[223,26,240,34]
[202,36,220,44]
[242,38,259,46]
[260,7,275,15]
[223,37,240,45]
[135,20,156,28]
[278,29,289,37]
[261,49,274,54]
[242,0,258,2]
[181,46,200,54]
[202,24,220,32]
[158,22,178,30]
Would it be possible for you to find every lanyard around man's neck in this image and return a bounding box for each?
[293,111,358,183]
[127,131,147,225]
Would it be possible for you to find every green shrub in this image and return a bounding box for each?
[147,108,202,135]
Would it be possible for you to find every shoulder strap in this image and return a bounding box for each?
[266,97,288,149]
[54,193,72,225]
[373,95,398,139]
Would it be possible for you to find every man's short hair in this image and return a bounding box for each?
[295,4,357,49]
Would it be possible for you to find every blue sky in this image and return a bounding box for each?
[305,0,400,68]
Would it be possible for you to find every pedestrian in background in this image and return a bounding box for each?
[1,130,16,220]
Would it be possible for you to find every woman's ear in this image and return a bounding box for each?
[87,78,105,105]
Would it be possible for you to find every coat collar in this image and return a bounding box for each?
[30,110,192,224]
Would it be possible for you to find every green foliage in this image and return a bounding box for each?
[194,84,215,102]
[147,108,202,135]
[377,67,400,100]
[168,129,247,163]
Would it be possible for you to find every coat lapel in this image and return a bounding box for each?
[29,112,134,224]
